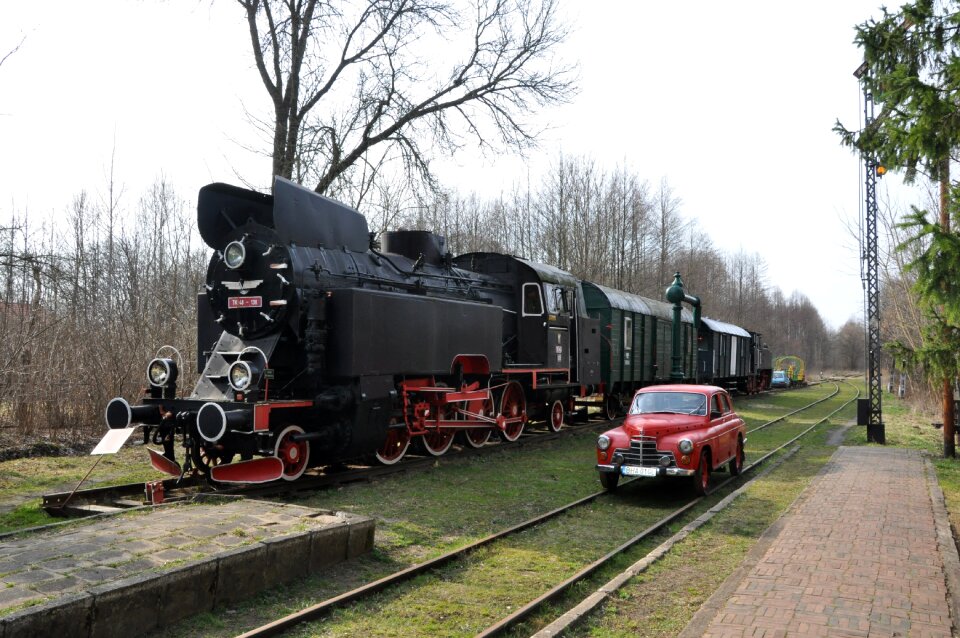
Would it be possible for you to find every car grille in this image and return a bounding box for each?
[613,436,676,467]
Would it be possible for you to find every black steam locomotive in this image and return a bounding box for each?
[104,177,770,483]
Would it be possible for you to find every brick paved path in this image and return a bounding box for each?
[694,447,959,638]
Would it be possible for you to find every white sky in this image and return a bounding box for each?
[0,0,917,330]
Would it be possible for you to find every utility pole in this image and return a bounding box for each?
[854,61,885,444]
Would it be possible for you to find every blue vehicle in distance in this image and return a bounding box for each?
[770,370,789,388]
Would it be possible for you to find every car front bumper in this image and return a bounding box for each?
[596,463,695,477]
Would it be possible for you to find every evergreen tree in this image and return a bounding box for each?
[836,0,960,456]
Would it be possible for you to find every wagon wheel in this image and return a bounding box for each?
[189,441,234,475]
[274,425,310,481]
[418,404,456,456]
[375,418,411,465]
[693,449,711,496]
[498,381,526,442]
[461,394,494,449]
[604,394,622,421]
[547,399,565,433]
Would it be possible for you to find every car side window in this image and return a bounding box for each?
[712,395,723,416]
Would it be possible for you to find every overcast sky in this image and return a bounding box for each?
[0,1,917,330]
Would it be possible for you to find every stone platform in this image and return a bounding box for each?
[681,446,960,637]
[0,495,374,638]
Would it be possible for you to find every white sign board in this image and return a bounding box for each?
[91,427,136,455]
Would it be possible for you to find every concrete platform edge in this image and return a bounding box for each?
[0,505,374,638]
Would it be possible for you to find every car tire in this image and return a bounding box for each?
[729,437,744,476]
[599,471,620,492]
[693,450,711,496]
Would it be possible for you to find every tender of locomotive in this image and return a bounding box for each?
[595,384,746,494]
[102,177,771,483]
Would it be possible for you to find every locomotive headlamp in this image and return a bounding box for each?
[678,438,694,454]
[228,360,261,392]
[147,358,178,387]
[224,240,247,270]
[597,434,611,451]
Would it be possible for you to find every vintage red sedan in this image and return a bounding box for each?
[595,384,746,495]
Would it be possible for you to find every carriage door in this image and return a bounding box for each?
[518,282,547,365]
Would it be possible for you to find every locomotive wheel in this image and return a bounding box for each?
[419,428,455,456]
[274,425,309,481]
[498,381,526,442]
[693,450,711,496]
[729,437,745,476]
[461,427,492,448]
[547,400,565,433]
[375,420,411,465]
[461,395,494,448]
[190,442,234,475]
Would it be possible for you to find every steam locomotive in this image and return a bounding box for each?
[104,177,770,483]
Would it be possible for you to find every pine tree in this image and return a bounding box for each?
[835,0,960,456]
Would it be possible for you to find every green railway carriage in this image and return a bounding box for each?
[581,282,695,417]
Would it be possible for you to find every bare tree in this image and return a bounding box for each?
[238,0,575,199]
[0,36,24,71]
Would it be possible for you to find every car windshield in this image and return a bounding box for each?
[629,391,707,416]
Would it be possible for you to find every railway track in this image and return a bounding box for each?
[38,384,819,519]
[38,416,613,519]
[228,381,857,638]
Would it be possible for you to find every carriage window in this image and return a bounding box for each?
[624,316,633,350]
[522,283,544,316]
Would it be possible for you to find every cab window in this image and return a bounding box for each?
[544,284,570,314]
[522,283,544,316]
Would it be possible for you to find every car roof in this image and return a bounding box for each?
[637,384,723,394]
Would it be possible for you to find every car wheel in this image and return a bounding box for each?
[729,437,744,476]
[599,471,620,492]
[693,450,711,495]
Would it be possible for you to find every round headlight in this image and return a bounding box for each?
[597,434,611,451]
[224,241,246,270]
[678,439,694,454]
[147,358,178,387]
[228,361,255,392]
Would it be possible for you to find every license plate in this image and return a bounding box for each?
[622,465,658,477]
[228,296,262,309]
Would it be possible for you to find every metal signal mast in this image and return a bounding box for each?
[854,61,885,444]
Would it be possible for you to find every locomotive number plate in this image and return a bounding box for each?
[228,296,263,309]
[622,465,658,477]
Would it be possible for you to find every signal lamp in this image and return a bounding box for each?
[147,358,178,388]
[876,165,887,177]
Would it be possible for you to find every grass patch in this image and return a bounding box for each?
[0,502,53,534]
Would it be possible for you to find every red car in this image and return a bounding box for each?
[595,384,746,495]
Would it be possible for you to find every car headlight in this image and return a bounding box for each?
[224,240,246,270]
[597,434,611,451]
[147,358,178,387]
[678,438,694,454]
[228,361,259,392]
